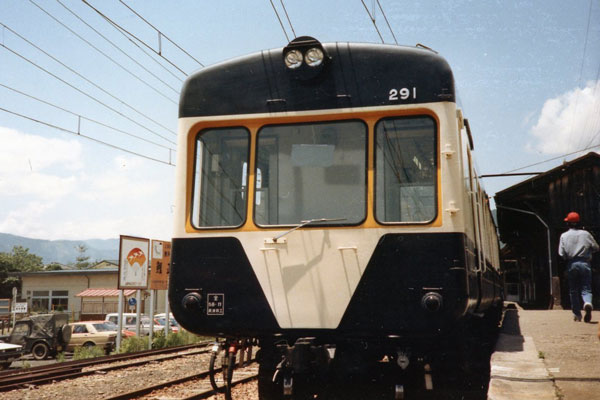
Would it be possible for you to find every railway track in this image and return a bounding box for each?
[106,361,258,400]
[0,342,211,392]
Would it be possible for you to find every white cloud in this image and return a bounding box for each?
[529,80,600,154]
[0,137,174,240]
[0,127,83,172]
[0,201,57,238]
[0,127,83,200]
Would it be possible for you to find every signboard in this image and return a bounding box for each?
[150,240,171,290]
[11,302,27,313]
[118,235,150,289]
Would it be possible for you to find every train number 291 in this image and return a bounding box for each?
[389,87,417,101]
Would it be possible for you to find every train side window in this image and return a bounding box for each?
[191,127,250,228]
[374,116,437,223]
[255,121,367,226]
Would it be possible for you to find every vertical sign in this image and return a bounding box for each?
[150,240,171,290]
[118,235,150,289]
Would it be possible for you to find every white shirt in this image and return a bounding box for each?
[558,228,599,261]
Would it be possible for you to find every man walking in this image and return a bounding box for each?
[559,212,599,322]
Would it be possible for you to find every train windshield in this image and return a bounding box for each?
[192,127,250,228]
[255,121,367,226]
[375,116,437,223]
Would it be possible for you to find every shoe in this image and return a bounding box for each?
[584,303,593,322]
[574,314,582,322]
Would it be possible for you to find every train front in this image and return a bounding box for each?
[169,37,484,397]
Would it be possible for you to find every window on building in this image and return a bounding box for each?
[31,290,69,312]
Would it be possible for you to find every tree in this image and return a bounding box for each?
[0,246,43,298]
[74,244,91,269]
[45,263,63,271]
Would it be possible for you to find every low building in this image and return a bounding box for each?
[17,261,168,321]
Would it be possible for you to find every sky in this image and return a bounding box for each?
[0,0,599,241]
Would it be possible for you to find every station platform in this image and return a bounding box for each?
[488,303,600,400]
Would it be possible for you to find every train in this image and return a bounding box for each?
[169,37,503,399]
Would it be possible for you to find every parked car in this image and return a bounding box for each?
[67,321,117,354]
[104,313,162,336]
[102,320,136,338]
[0,342,24,369]
[155,313,180,333]
[0,314,71,360]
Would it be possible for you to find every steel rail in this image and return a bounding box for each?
[183,374,258,400]
[104,361,257,400]
[0,343,211,391]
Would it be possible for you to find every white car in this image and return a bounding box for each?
[155,313,180,333]
[104,313,163,336]
[0,342,24,369]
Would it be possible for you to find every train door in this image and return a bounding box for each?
[466,150,483,310]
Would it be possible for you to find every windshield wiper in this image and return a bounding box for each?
[273,218,347,242]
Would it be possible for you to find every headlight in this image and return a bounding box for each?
[304,47,324,67]
[284,50,303,69]
[421,292,443,312]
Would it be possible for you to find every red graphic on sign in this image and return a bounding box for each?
[127,248,146,267]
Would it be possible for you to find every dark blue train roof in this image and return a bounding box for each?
[179,41,455,118]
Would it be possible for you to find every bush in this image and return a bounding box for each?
[118,336,150,354]
[56,352,66,363]
[73,345,105,360]
[117,330,205,353]
[152,330,167,349]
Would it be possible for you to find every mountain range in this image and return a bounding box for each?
[0,233,119,265]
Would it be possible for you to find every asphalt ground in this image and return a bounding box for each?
[489,304,600,400]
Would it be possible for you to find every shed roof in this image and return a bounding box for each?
[76,288,136,297]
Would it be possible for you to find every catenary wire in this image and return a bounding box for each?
[376,0,398,45]
[502,137,600,174]
[82,0,189,76]
[56,0,182,92]
[0,82,176,152]
[84,10,184,83]
[0,106,175,167]
[28,0,178,105]
[279,0,296,39]
[118,0,204,67]
[360,0,385,43]
[582,67,600,149]
[0,41,177,145]
[0,21,176,141]
[570,0,595,150]
[269,0,290,42]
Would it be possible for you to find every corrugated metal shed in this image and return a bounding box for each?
[496,152,600,309]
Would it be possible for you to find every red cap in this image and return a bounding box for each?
[564,212,580,223]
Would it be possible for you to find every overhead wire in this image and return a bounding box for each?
[84,9,184,83]
[0,21,176,142]
[0,82,176,152]
[117,0,204,67]
[0,39,177,145]
[502,139,600,174]
[82,0,188,77]
[0,106,175,167]
[55,0,182,92]
[569,0,594,150]
[360,0,385,43]
[269,0,290,42]
[279,0,296,39]
[582,64,600,149]
[376,0,398,45]
[28,0,178,105]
